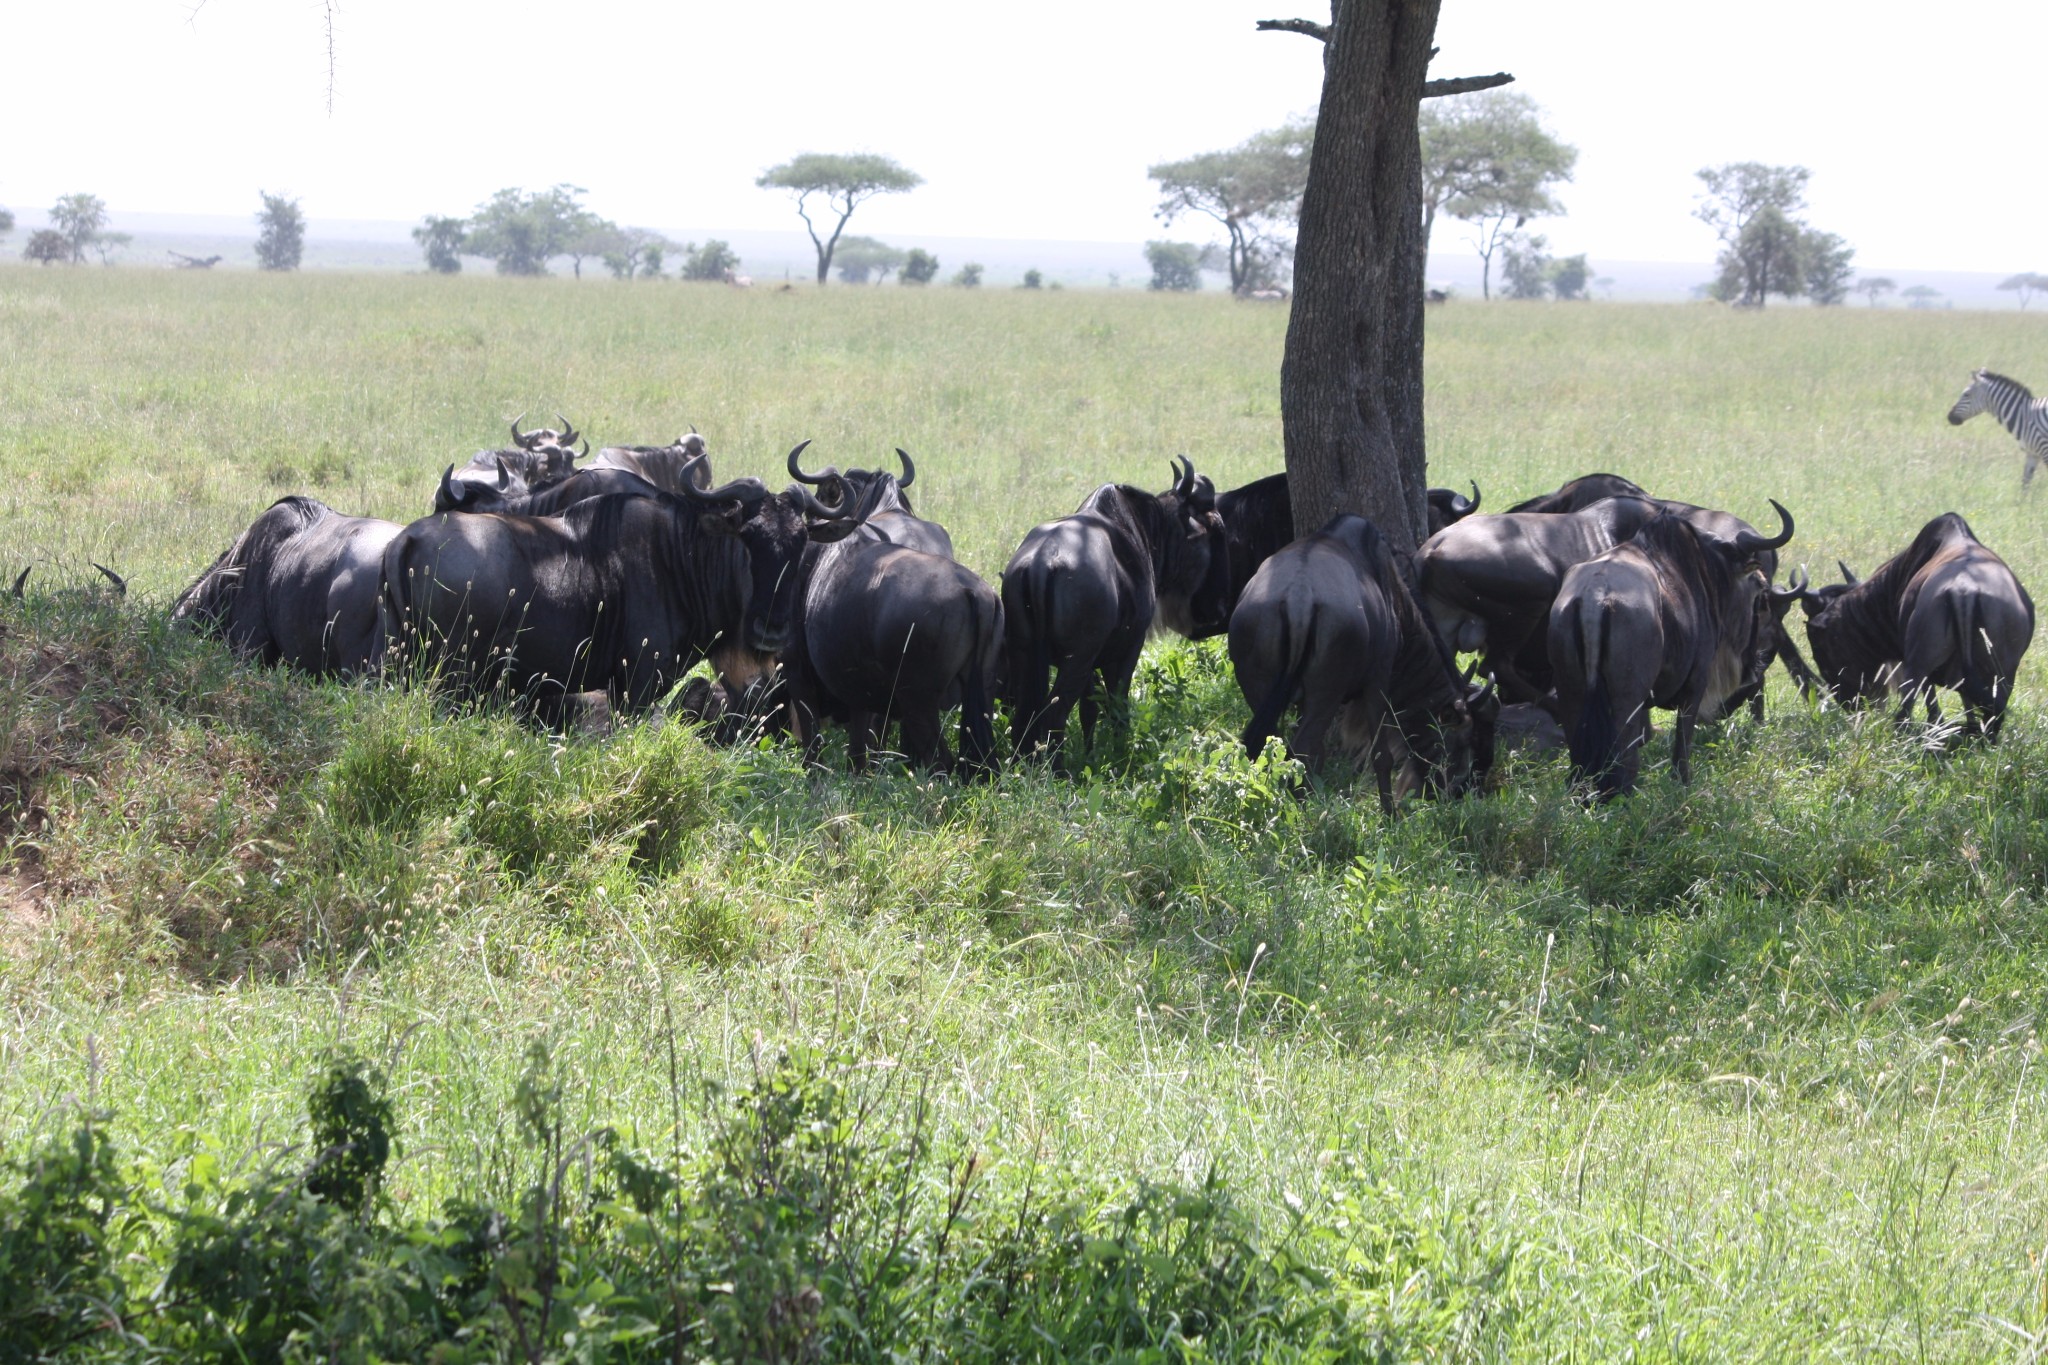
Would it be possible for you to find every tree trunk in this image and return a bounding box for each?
[1277,0,1440,550]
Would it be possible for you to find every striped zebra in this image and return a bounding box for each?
[1948,369,2048,490]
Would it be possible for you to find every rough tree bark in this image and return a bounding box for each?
[1261,4,1510,550]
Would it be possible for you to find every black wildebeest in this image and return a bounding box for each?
[172,497,403,675]
[380,445,869,718]
[1799,513,2034,739]
[784,447,955,559]
[1003,457,1230,754]
[1229,513,1493,811]
[1189,471,1480,640]
[431,463,665,517]
[1548,505,1794,799]
[589,433,716,495]
[1504,472,1648,514]
[445,416,586,500]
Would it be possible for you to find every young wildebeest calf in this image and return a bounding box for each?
[1003,457,1229,755]
[1229,514,1490,812]
[1800,512,2034,739]
[1548,504,1793,799]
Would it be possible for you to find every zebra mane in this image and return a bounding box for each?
[1978,369,2034,399]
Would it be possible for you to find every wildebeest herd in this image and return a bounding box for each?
[170,404,2036,805]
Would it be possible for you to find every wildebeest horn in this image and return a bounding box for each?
[92,563,126,596]
[895,448,916,488]
[1734,499,1794,553]
[556,413,578,446]
[792,485,856,522]
[439,465,469,508]
[1171,455,1197,498]
[493,455,511,490]
[677,454,769,506]
[10,567,27,599]
[1458,480,1481,514]
[1768,566,1809,600]
[509,413,529,446]
[1838,560,1858,585]
[785,439,835,486]
[577,438,589,461]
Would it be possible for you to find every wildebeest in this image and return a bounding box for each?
[445,416,586,499]
[1799,513,2034,739]
[1229,513,1492,810]
[431,463,665,517]
[1003,457,1230,754]
[779,526,1002,774]
[1548,504,1793,799]
[380,445,870,718]
[1504,472,1648,514]
[783,446,955,559]
[172,497,403,675]
[589,433,715,495]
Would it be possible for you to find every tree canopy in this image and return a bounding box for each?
[413,216,467,274]
[48,194,109,264]
[463,184,593,277]
[1420,90,1575,299]
[756,153,922,285]
[1998,272,2048,310]
[1145,241,1203,292]
[255,192,305,271]
[1149,119,1312,295]
[1695,163,1853,308]
[833,236,907,284]
[1854,276,1895,306]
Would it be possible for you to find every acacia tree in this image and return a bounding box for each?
[1421,89,1575,299]
[833,236,907,284]
[1854,276,1895,307]
[464,184,591,276]
[1694,163,1852,308]
[757,153,922,285]
[1998,272,2048,310]
[49,193,109,264]
[1149,119,1312,295]
[1257,5,1512,547]
[255,192,305,271]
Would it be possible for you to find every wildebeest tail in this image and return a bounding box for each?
[1566,601,1619,795]
[171,495,325,637]
[1003,568,1052,752]
[958,597,1002,778]
[1954,593,2011,737]
[1241,605,1308,759]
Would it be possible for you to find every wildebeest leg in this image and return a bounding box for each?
[1289,695,1341,772]
[1097,645,1144,745]
[1671,705,1698,784]
[898,705,948,773]
[1370,730,1398,814]
[1037,657,1091,756]
[845,709,877,773]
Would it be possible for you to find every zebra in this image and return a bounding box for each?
[1948,369,2048,491]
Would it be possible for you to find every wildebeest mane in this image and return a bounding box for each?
[1216,473,1292,599]
[172,495,330,633]
[1819,513,1976,664]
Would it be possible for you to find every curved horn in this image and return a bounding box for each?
[785,438,835,486]
[556,413,578,446]
[1838,559,1858,585]
[92,563,126,596]
[1733,498,1794,553]
[1464,480,1481,514]
[494,455,511,490]
[894,448,916,489]
[509,413,529,447]
[10,567,27,600]
[439,464,470,509]
[677,460,769,506]
[1768,566,1810,601]
[688,424,698,435]
[577,437,590,462]
[1172,454,1197,498]
[792,484,853,522]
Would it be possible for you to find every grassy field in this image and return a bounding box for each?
[2,266,2047,1359]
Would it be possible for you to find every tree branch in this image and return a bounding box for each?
[1423,71,1515,98]
[1255,17,1329,41]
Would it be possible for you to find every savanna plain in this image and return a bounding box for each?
[1,268,2046,1360]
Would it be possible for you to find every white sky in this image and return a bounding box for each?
[5,0,2042,272]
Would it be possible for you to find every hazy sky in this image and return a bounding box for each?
[7,1,2042,271]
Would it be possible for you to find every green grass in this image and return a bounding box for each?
[2,266,2047,1358]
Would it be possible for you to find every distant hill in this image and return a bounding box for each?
[3,207,2031,309]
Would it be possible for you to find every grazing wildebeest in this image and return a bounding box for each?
[380,445,870,718]
[1947,369,2048,490]
[783,446,955,559]
[431,463,664,517]
[1003,457,1230,754]
[172,497,403,676]
[1799,513,2034,739]
[1229,513,1493,811]
[1504,472,1648,514]
[589,433,715,495]
[779,516,1002,774]
[1548,504,1793,799]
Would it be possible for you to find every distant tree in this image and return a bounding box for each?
[1423,90,1575,299]
[1499,233,1551,299]
[1854,277,1895,307]
[1901,284,1943,309]
[951,262,984,288]
[833,236,907,284]
[464,184,591,276]
[1020,268,1044,290]
[49,193,109,264]
[1150,118,1312,296]
[254,192,305,271]
[0,207,13,240]
[900,248,939,285]
[413,216,467,274]
[90,231,134,266]
[639,243,666,278]
[600,230,677,280]
[561,216,626,279]
[1998,272,2048,310]
[1145,241,1202,292]
[680,239,741,281]
[1800,230,1855,305]
[1706,204,1806,307]
[23,229,68,265]
[756,153,923,285]
[1548,252,1591,300]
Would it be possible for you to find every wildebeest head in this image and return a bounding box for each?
[506,413,586,479]
[1153,455,1233,635]
[1425,481,1482,535]
[1797,561,1881,705]
[434,455,516,514]
[701,441,869,655]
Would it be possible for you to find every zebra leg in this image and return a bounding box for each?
[2026,452,2040,491]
